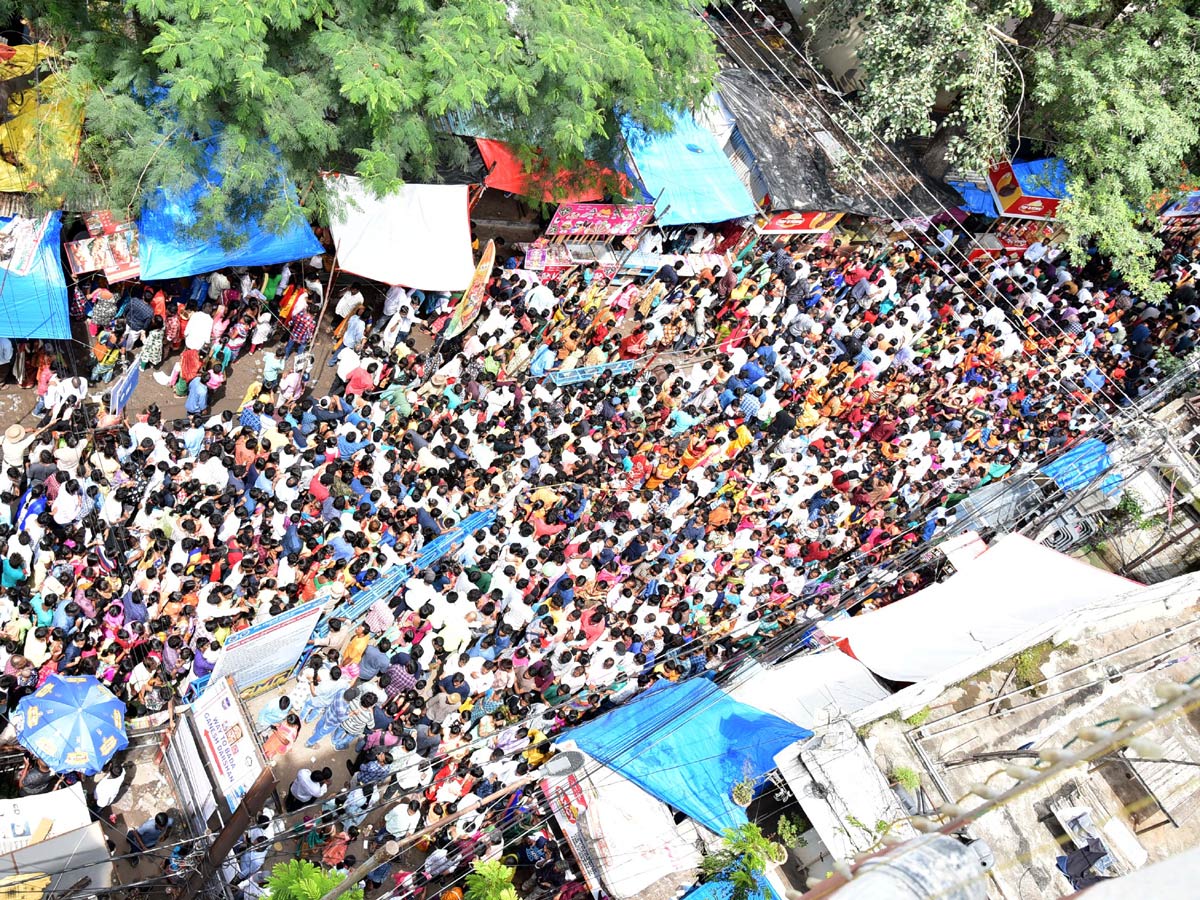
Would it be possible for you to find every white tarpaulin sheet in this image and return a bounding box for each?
[729,653,890,729]
[549,748,701,899]
[585,764,702,898]
[822,535,1139,683]
[327,175,475,291]
[0,783,89,853]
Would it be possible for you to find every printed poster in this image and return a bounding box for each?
[192,676,262,813]
[0,214,50,276]
[545,203,655,236]
[67,213,140,282]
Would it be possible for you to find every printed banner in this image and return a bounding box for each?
[443,239,495,340]
[0,214,50,276]
[192,676,262,813]
[65,218,141,283]
[756,210,845,234]
[0,784,89,854]
[207,597,324,699]
[1162,190,1200,219]
[313,507,498,639]
[163,716,217,833]
[541,774,603,895]
[545,203,655,236]
[522,243,574,271]
[547,358,639,386]
[986,161,1062,220]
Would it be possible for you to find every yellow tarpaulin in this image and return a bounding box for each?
[0,44,83,194]
[0,43,57,81]
[0,872,51,898]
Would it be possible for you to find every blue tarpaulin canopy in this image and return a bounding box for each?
[1012,158,1069,199]
[0,212,69,339]
[683,872,779,900]
[621,110,758,226]
[949,180,997,217]
[1040,438,1119,492]
[568,678,811,835]
[138,151,322,282]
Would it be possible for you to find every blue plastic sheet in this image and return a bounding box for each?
[949,180,997,217]
[0,212,69,339]
[621,110,758,226]
[1040,438,1112,491]
[569,678,811,835]
[683,872,779,900]
[1012,158,1069,199]
[138,154,322,281]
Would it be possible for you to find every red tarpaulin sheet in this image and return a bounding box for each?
[476,138,625,203]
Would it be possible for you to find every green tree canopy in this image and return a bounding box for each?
[265,858,363,900]
[802,0,1200,298]
[465,858,520,900]
[11,0,716,231]
[699,823,785,900]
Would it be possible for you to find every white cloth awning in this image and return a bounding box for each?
[728,653,890,730]
[327,175,475,291]
[823,535,1140,683]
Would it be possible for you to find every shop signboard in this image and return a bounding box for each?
[986,161,1062,220]
[545,203,655,236]
[756,210,844,234]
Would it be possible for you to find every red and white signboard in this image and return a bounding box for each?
[756,210,844,234]
[986,161,1062,221]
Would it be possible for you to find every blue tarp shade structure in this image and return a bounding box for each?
[568,678,811,835]
[138,154,323,281]
[683,871,779,900]
[621,110,758,226]
[0,212,69,339]
[1012,158,1069,199]
[949,181,997,217]
[1041,438,1114,491]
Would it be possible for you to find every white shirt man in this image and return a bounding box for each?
[335,287,365,319]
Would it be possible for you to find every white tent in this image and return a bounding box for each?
[327,175,475,291]
[728,653,890,729]
[822,535,1140,684]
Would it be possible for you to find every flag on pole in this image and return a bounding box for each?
[442,239,495,340]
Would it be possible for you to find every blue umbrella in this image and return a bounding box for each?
[13,674,128,775]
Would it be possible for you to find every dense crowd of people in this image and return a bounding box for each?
[1,216,1198,898]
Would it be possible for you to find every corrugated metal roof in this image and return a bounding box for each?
[0,193,33,217]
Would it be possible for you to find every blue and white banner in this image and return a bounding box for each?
[312,506,498,638]
[109,357,141,414]
[206,596,325,697]
[547,358,639,387]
